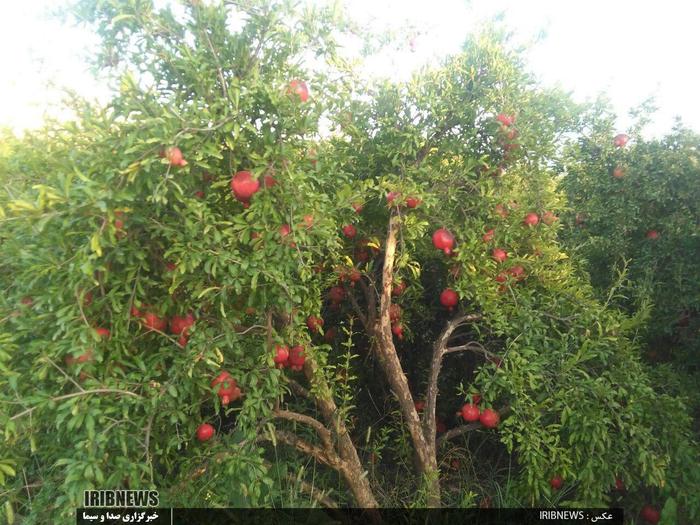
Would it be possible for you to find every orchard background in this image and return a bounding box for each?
[0,1,698,524]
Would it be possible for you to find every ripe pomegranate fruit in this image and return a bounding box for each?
[194,190,205,199]
[130,304,142,317]
[432,228,455,255]
[279,224,291,237]
[471,393,482,404]
[405,197,421,208]
[211,370,241,405]
[509,265,525,281]
[414,400,425,412]
[94,327,110,339]
[352,202,363,213]
[263,174,277,188]
[391,323,404,339]
[196,423,215,442]
[230,171,260,206]
[495,203,509,218]
[646,230,659,240]
[142,312,167,332]
[288,345,305,371]
[288,79,309,102]
[479,408,500,428]
[392,281,407,296]
[328,286,346,305]
[523,212,539,227]
[306,316,324,333]
[614,478,625,491]
[164,146,187,167]
[492,248,508,263]
[460,403,480,422]
[640,505,660,525]
[114,218,124,230]
[302,214,314,229]
[440,288,459,311]
[482,228,495,243]
[386,191,400,204]
[542,211,558,225]
[613,133,629,148]
[342,224,357,238]
[273,344,290,368]
[170,313,195,339]
[389,304,402,323]
[613,166,625,179]
[348,268,362,284]
[495,272,507,283]
[496,113,515,127]
[65,349,94,366]
[550,476,563,490]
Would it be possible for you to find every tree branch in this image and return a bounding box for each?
[425,314,482,452]
[10,389,141,420]
[273,409,334,453]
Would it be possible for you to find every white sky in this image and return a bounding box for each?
[1,0,699,137]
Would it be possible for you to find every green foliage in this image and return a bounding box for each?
[0,1,698,522]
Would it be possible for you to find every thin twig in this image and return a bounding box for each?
[11,389,140,420]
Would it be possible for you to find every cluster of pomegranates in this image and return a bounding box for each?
[130,305,195,347]
[272,344,306,371]
[459,394,500,429]
[196,369,244,443]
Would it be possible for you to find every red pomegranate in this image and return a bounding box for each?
[613,133,629,148]
[170,313,195,336]
[302,214,314,229]
[342,224,357,238]
[348,268,362,284]
[432,228,455,255]
[440,288,459,311]
[230,171,260,205]
[352,202,363,213]
[550,476,563,490]
[94,327,110,339]
[640,505,660,524]
[495,203,509,218]
[196,423,215,442]
[328,286,346,305]
[496,113,515,127]
[646,230,659,240]
[482,228,495,243]
[495,272,507,283]
[509,265,525,281]
[263,174,277,188]
[386,191,400,204]
[613,166,625,179]
[523,212,539,227]
[288,79,309,102]
[279,224,292,237]
[542,211,558,225]
[211,370,241,405]
[164,146,187,167]
[460,403,480,422]
[492,248,508,263]
[306,316,324,333]
[142,312,167,332]
[414,400,425,412]
[288,345,305,371]
[614,478,625,492]
[391,323,404,340]
[405,197,421,208]
[479,408,500,429]
[273,344,290,368]
[392,281,407,296]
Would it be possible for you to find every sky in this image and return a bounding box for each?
[1,0,699,137]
